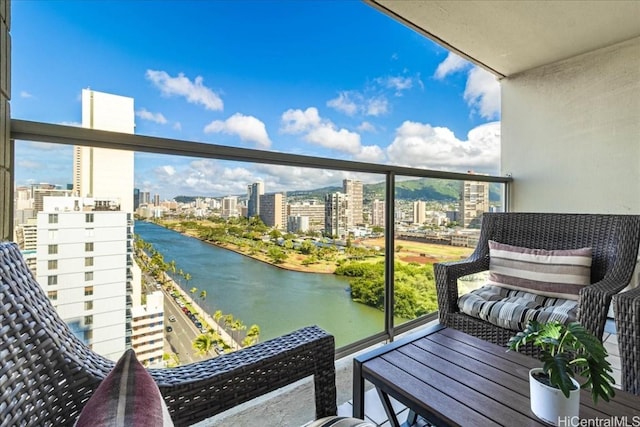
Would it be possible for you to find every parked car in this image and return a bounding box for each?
[166,326,173,333]
[168,315,176,322]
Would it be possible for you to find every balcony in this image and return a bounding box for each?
[1,0,639,426]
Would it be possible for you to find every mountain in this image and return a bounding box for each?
[173,178,500,204]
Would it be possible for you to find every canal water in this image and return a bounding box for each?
[135,221,386,347]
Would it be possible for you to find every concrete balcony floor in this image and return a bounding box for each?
[194,320,622,427]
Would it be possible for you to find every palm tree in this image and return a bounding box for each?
[199,289,207,301]
[190,287,197,296]
[231,319,246,349]
[192,333,214,356]
[184,272,192,287]
[245,324,261,346]
[213,310,223,334]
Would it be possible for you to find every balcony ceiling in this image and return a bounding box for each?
[365,0,640,78]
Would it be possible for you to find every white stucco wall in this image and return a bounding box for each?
[501,37,640,214]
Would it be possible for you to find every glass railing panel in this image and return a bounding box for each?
[391,175,506,328]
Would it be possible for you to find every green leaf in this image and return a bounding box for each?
[542,352,575,398]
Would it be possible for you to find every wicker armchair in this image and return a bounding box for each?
[434,212,640,352]
[614,286,640,396]
[0,241,337,426]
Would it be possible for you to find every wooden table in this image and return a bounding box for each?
[353,324,639,426]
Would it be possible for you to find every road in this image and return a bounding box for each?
[163,292,212,364]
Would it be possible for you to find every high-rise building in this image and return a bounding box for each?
[153,194,160,207]
[287,215,310,233]
[36,196,132,361]
[325,192,349,238]
[343,179,364,227]
[371,199,385,228]
[461,179,490,228]
[247,181,264,219]
[131,291,164,366]
[139,191,151,205]
[74,89,135,212]
[221,196,238,219]
[413,201,426,225]
[259,193,287,229]
[288,202,325,231]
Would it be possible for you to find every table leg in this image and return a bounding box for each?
[376,388,402,427]
[352,358,365,419]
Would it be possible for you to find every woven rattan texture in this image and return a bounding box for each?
[614,286,640,395]
[435,212,640,356]
[0,241,337,426]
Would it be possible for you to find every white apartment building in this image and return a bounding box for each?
[131,290,164,366]
[259,193,287,229]
[343,179,364,227]
[221,196,239,219]
[325,192,349,238]
[36,196,131,361]
[371,199,385,228]
[74,89,135,212]
[413,201,426,225]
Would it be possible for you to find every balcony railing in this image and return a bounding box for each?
[10,118,512,358]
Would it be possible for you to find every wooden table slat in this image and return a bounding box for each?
[363,357,502,427]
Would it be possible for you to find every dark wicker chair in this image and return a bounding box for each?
[0,241,337,426]
[614,286,640,396]
[434,212,640,353]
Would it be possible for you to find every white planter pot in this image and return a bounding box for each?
[529,368,580,426]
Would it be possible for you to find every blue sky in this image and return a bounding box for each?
[12,0,501,199]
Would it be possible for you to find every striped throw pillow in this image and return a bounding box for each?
[75,349,173,427]
[488,240,592,301]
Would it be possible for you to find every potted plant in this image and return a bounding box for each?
[508,321,616,425]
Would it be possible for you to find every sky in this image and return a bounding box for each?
[11,0,501,199]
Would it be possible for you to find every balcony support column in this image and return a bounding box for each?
[384,172,395,341]
[0,0,11,241]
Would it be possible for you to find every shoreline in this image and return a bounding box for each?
[179,229,337,274]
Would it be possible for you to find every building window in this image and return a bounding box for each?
[84,315,93,326]
[85,257,94,267]
[84,300,93,310]
[86,213,94,223]
[84,285,94,296]
[85,242,94,252]
[47,290,58,301]
[48,275,57,286]
[48,214,58,224]
[48,229,58,240]
[84,329,93,342]
[85,228,94,237]
[84,271,93,281]
[48,260,58,270]
[48,244,58,255]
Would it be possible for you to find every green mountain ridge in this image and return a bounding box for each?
[173,178,499,204]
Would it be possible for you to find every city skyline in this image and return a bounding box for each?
[12,1,501,199]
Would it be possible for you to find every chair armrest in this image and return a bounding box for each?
[579,275,635,340]
[434,256,489,323]
[151,325,337,426]
[613,286,640,395]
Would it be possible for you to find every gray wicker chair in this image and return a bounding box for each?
[614,286,640,396]
[434,212,640,353]
[0,241,338,426]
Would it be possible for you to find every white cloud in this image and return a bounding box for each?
[327,91,389,117]
[386,121,500,174]
[20,91,33,98]
[146,70,223,111]
[357,121,376,133]
[464,67,501,120]
[173,122,182,131]
[204,113,271,148]
[281,107,322,133]
[136,108,167,124]
[434,52,470,80]
[375,75,418,96]
[365,97,388,116]
[326,92,358,116]
[354,145,385,163]
[281,107,364,155]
